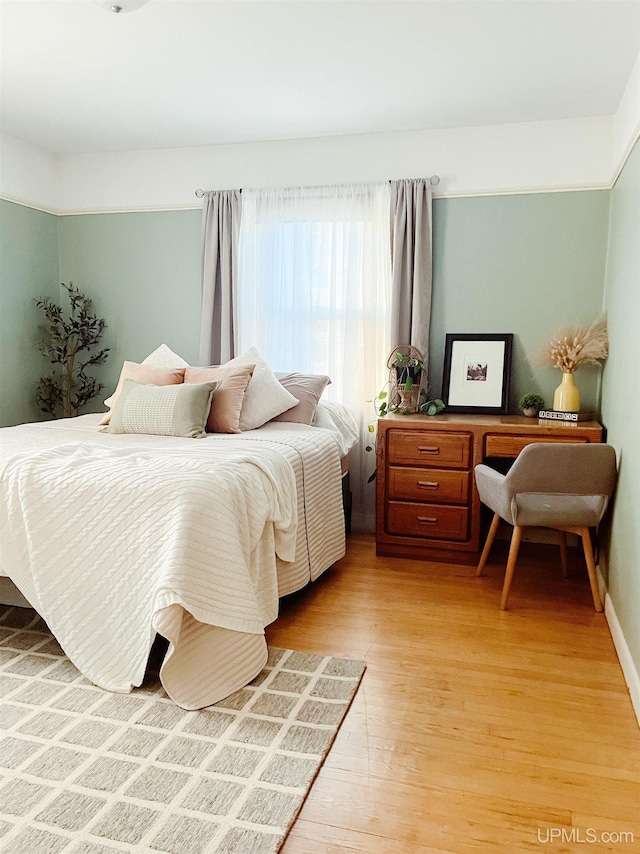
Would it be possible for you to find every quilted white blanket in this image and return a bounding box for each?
[0,417,346,708]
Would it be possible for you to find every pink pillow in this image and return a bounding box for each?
[184,364,255,433]
[272,373,332,424]
[99,362,186,425]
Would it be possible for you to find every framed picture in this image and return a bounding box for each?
[442,333,513,414]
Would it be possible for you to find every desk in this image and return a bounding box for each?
[375,413,603,560]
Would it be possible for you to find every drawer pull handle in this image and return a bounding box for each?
[418,446,439,454]
[417,516,438,525]
[417,481,439,489]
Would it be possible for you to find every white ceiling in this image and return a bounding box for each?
[1,0,639,156]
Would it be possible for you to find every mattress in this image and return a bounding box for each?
[0,406,357,707]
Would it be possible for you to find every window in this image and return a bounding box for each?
[237,182,392,529]
[238,183,391,404]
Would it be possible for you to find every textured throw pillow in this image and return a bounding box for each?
[272,373,332,424]
[99,362,186,426]
[106,380,218,438]
[223,347,298,430]
[184,364,255,434]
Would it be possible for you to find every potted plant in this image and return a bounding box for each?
[388,349,425,414]
[35,282,110,418]
[518,393,545,417]
[390,351,424,391]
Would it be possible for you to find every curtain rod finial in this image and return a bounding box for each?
[195,189,205,198]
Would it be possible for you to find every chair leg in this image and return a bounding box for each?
[579,527,604,612]
[559,530,568,579]
[500,526,523,611]
[477,513,501,577]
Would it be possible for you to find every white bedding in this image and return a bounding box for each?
[0,409,353,708]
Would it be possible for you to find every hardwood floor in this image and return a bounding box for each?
[267,534,640,854]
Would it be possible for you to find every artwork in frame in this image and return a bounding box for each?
[442,333,513,414]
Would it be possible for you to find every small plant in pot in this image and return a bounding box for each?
[519,393,545,417]
[389,348,424,414]
[391,351,423,388]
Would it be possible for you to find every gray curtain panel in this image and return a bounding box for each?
[390,179,433,361]
[199,189,242,365]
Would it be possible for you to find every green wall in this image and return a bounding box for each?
[0,200,60,427]
[0,190,614,423]
[601,139,640,679]
[57,210,202,404]
[430,191,610,411]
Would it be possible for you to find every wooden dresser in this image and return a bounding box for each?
[375,413,603,559]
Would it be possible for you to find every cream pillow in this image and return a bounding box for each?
[99,362,186,426]
[184,364,255,434]
[106,380,218,439]
[142,343,190,369]
[224,347,298,430]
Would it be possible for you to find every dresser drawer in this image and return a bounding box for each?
[388,467,470,505]
[387,430,471,469]
[484,433,588,458]
[386,502,469,541]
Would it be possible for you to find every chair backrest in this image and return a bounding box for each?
[505,443,617,498]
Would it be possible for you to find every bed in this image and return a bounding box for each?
[0,402,358,710]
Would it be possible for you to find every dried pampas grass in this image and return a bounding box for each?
[542,315,609,373]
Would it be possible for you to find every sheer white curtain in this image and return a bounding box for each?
[238,182,392,531]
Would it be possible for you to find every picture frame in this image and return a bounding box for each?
[442,333,513,414]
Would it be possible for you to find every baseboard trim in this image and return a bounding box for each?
[597,566,640,728]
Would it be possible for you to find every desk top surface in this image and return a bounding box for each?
[378,413,602,432]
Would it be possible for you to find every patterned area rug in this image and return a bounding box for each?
[0,606,365,854]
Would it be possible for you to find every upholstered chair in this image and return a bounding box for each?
[474,443,617,611]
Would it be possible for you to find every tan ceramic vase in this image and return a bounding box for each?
[552,372,580,411]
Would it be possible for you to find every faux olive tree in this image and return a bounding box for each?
[35,283,109,418]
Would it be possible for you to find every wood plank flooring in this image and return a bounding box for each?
[266,534,640,853]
